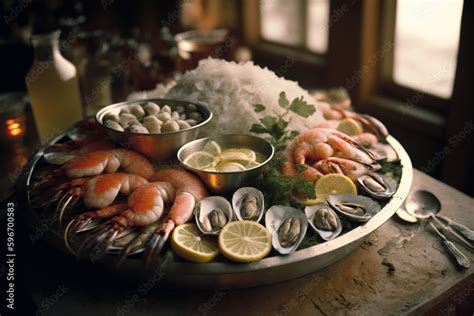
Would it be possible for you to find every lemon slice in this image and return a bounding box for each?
[202,140,222,156]
[203,166,217,172]
[171,223,219,263]
[183,151,215,169]
[218,148,256,162]
[304,198,325,206]
[246,161,261,169]
[315,174,357,201]
[337,118,363,136]
[216,161,246,172]
[218,221,272,263]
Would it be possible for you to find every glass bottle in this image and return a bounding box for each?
[26,30,83,143]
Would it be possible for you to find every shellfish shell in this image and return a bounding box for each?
[305,204,342,241]
[265,205,308,255]
[232,187,265,222]
[327,194,381,223]
[357,173,397,200]
[195,196,233,235]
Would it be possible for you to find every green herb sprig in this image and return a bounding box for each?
[377,159,403,179]
[256,154,316,209]
[250,92,316,152]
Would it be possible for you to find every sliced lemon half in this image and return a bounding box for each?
[315,174,357,201]
[202,140,222,156]
[216,161,246,172]
[171,223,219,263]
[183,151,215,169]
[218,148,256,163]
[218,221,272,263]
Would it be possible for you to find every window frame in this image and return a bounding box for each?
[241,0,327,87]
[376,0,451,114]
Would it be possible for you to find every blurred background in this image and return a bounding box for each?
[0,0,472,196]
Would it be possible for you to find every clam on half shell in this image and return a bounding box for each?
[305,204,342,241]
[265,205,308,255]
[357,172,397,200]
[327,194,381,223]
[195,196,233,235]
[232,187,265,223]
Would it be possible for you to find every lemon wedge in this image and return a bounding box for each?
[337,118,363,136]
[183,151,215,169]
[171,223,219,263]
[304,198,325,206]
[315,174,357,201]
[218,221,272,263]
[202,140,222,156]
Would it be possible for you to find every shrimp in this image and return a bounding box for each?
[44,138,116,165]
[317,110,388,143]
[65,167,208,263]
[352,133,378,147]
[143,168,208,267]
[34,149,155,190]
[314,157,375,182]
[282,128,378,182]
[55,173,148,224]
[63,149,155,179]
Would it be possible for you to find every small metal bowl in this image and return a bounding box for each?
[96,98,212,162]
[177,134,274,194]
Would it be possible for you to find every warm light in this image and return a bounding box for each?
[7,122,20,130]
[9,128,23,136]
[4,118,25,138]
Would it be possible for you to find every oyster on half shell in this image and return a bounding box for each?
[232,187,265,222]
[327,194,381,223]
[195,196,233,235]
[265,205,308,255]
[305,204,342,241]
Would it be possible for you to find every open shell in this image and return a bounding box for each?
[327,194,381,223]
[232,187,265,222]
[369,143,398,162]
[305,204,342,241]
[195,196,233,235]
[265,205,308,255]
[357,173,397,200]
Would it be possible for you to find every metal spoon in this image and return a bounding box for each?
[396,190,472,267]
[429,223,470,269]
[404,190,474,242]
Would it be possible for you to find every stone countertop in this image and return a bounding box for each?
[21,169,474,315]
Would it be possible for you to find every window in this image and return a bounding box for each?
[260,0,329,54]
[393,0,463,99]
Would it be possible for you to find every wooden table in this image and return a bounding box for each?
[6,169,470,315]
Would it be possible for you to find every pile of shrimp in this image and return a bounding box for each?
[281,128,380,182]
[313,88,388,147]
[29,137,208,268]
[279,88,389,182]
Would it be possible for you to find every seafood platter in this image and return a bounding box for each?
[18,59,412,289]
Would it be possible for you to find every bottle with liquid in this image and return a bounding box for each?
[26,30,83,143]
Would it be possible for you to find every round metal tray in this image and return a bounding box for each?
[17,132,412,289]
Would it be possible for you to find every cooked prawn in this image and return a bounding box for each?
[64,167,208,264]
[282,128,378,182]
[143,168,208,267]
[314,157,373,181]
[56,173,148,224]
[34,148,155,190]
